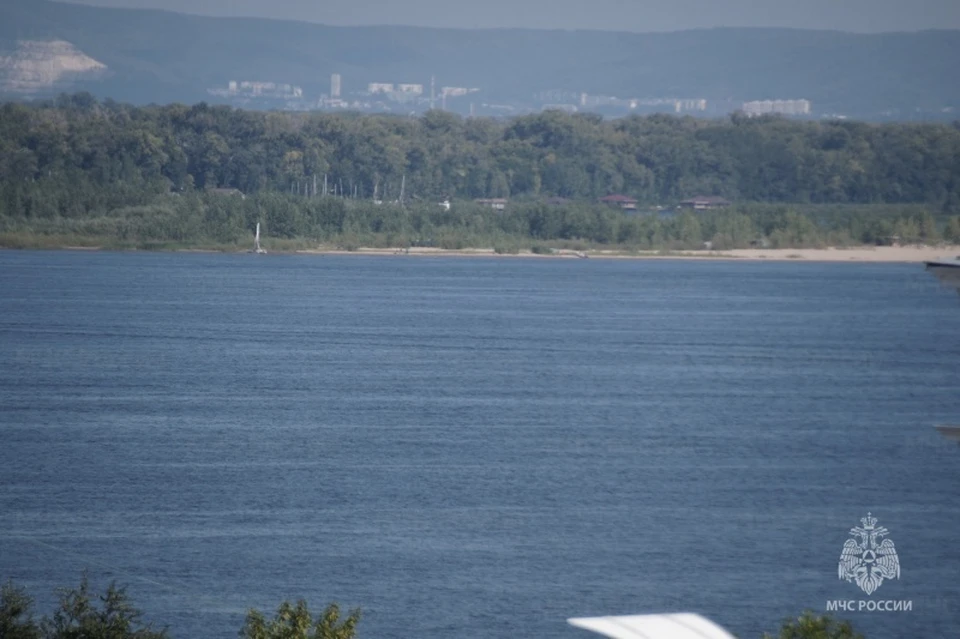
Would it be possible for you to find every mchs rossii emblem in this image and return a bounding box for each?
[838,513,901,595]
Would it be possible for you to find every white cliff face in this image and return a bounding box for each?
[0,40,107,94]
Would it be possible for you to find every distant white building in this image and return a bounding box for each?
[441,87,477,97]
[397,83,424,95]
[368,83,394,94]
[675,99,707,112]
[577,95,707,112]
[742,99,812,116]
[330,73,341,98]
[212,80,301,99]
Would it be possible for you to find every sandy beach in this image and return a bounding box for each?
[297,245,960,263]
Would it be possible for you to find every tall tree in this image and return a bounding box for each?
[239,601,360,639]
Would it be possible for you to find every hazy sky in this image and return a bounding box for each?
[64,0,960,32]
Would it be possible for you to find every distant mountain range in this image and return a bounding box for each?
[2,0,959,120]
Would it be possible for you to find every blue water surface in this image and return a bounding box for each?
[1,251,959,639]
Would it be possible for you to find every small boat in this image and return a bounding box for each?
[924,258,960,293]
[251,223,267,254]
[923,258,960,270]
[935,425,960,444]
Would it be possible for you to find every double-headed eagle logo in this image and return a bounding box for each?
[838,513,901,595]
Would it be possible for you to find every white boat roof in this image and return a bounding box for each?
[568,613,736,639]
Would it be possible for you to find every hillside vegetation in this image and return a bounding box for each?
[1,96,959,251]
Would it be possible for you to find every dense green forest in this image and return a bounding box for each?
[1,95,959,251]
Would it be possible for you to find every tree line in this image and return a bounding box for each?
[3,93,960,206]
[0,578,360,639]
[1,94,959,250]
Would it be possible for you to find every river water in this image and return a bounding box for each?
[1,251,959,638]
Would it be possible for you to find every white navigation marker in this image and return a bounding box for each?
[253,222,266,254]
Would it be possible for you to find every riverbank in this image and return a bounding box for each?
[297,245,960,263]
[5,239,959,263]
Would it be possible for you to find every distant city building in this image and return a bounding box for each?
[741,99,811,116]
[675,99,707,112]
[442,87,477,97]
[211,80,302,100]
[397,83,424,95]
[575,94,707,113]
[537,89,581,103]
[330,73,341,98]
[368,83,394,94]
[580,94,624,108]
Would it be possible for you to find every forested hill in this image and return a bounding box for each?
[2,98,959,210]
[1,0,959,119]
